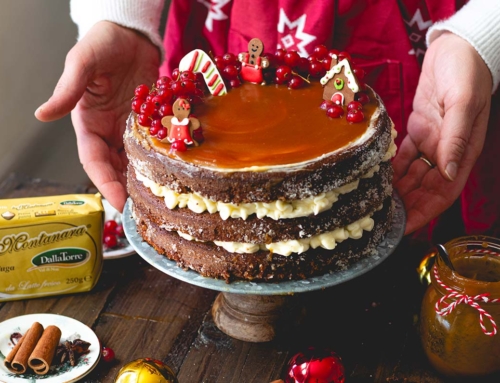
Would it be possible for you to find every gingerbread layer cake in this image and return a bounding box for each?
[125,79,396,282]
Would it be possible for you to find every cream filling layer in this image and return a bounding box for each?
[176,207,380,257]
[135,127,395,221]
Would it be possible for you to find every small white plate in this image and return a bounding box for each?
[102,199,135,260]
[0,313,101,383]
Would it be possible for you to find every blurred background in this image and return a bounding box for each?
[0,0,89,185]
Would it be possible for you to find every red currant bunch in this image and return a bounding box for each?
[214,53,242,88]
[269,48,308,89]
[132,70,206,140]
[103,220,125,249]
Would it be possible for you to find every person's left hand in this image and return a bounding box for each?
[393,32,492,235]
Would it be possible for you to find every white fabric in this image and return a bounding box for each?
[70,0,165,59]
[427,0,500,93]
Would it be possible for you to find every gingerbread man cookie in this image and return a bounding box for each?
[238,38,269,85]
[160,98,201,152]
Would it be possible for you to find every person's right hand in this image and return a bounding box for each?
[35,21,161,212]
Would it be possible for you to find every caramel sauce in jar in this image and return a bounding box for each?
[420,236,500,378]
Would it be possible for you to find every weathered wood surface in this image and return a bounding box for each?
[0,173,451,382]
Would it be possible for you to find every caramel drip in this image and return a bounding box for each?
[149,82,377,169]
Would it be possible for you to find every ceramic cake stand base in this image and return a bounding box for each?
[123,196,405,343]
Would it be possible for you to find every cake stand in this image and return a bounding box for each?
[123,196,406,342]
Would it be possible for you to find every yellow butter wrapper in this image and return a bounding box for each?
[0,194,104,302]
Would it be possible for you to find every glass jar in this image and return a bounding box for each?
[420,236,500,378]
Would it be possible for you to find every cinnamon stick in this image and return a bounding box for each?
[4,322,44,374]
[28,325,62,375]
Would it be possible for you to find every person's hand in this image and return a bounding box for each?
[35,21,160,212]
[393,32,492,235]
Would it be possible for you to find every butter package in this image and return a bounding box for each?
[0,194,104,302]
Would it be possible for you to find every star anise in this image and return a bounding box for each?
[52,339,91,367]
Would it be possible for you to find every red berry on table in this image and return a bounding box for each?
[288,75,304,89]
[115,224,125,238]
[104,220,118,234]
[137,114,151,127]
[338,51,351,61]
[102,347,115,363]
[313,44,328,59]
[346,109,364,123]
[274,48,287,64]
[356,92,370,104]
[309,61,326,78]
[222,52,237,66]
[284,51,301,68]
[347,101,363,111]
[134,84,149,98]
[157,127,168,140]
[103,234,118,248]
[131,99,143,114]
[159,104,173,117]
[149,119,162,136]
[275,65,293,84]
[140,102,155,116]
[222,65,239,79]
[326,105,345,118]
[320,100,333,110]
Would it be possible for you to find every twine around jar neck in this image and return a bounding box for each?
[433,248,500,337]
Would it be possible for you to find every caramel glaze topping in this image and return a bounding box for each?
[149,81,378,169]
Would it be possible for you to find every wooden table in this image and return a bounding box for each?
[0,173,449,383]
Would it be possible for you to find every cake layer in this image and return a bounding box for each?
[132,197,393,282]
[124,86,392,204]
[128,161,393,243]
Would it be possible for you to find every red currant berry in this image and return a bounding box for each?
[328,49,339,59]
[222,53,237,66]
[140,102,155,116]
[171,140,187,152]
[313,44,328,60]
[180,71,197,82]
[137,114,152,127]
[214,55,225,71]
[134,84,149,98]
[338,51,351,61]
[262,53,276,68]
[326,105,345,118]
[346,109,364,123]
[275,65,293,84]
[353,67,365,80]
[157,88,173,104]
[347,101,363,111]
[131,99,143,114]
[307,54,319,63]
[104,220,118,234]
[274,48,287,64]
[288,75,304,89]
[179,80,196,96]
[229,78,241,88]
[115,224,125,238]
[103,234,118,248]
[151,95,165,108]
[157,127,168,140]
[150,119,162,136]
[159,104,173,117]
[356,92,370,104]
[322,57,332,71]
[320,100,334,110]
[192,128,204,143]
[172,68,180,80]
[156,76,172,88]
[222,65,239,79]
[102,347,115,363]
[284,51,301,68]
[309,61,326,78]
[296,57,310,74]
[171,80,183,95]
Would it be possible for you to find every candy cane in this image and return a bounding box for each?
[179,49,227,96]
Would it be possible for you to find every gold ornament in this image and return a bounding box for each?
[114,358,178,383]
